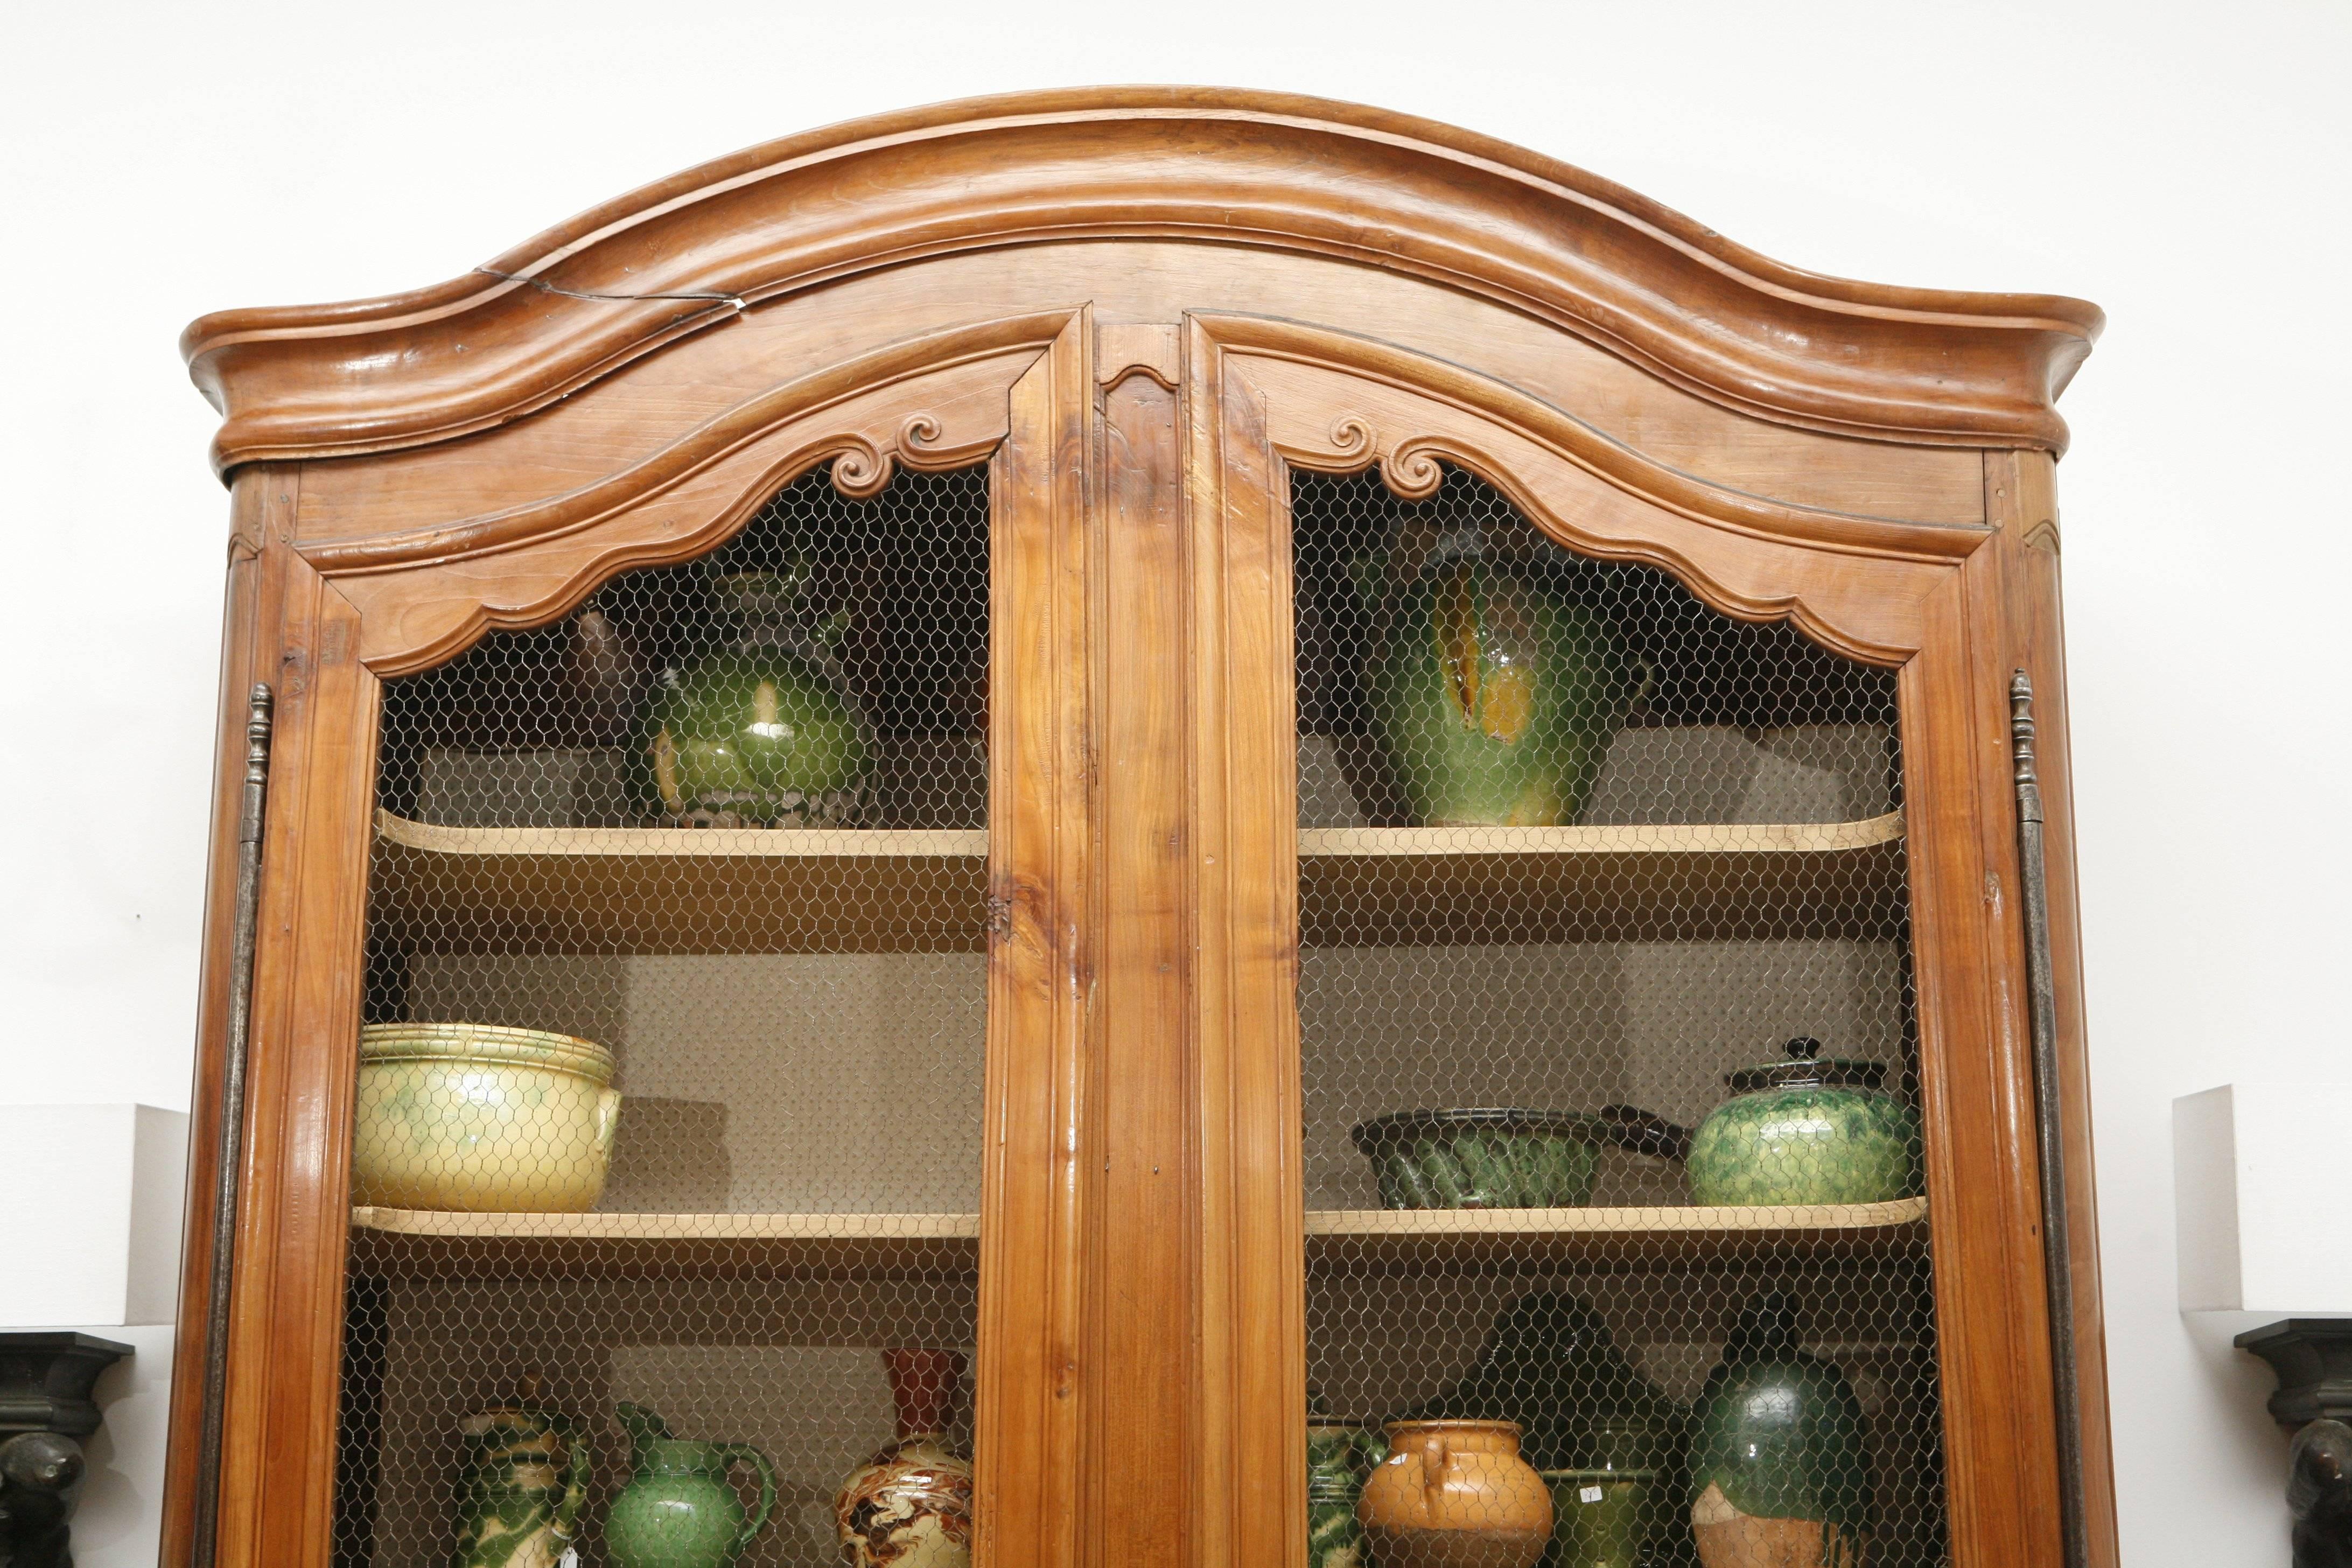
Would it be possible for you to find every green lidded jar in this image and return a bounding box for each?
[641,566,871,828]
[1688,1293,1870,1568]
[1685,1038,1923,1208]
[1371,534,1636,828]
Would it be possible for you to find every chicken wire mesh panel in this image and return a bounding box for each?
[340,464,989,1568]
[1294,468,1939,1568]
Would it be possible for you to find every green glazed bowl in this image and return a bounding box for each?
[1351,1109,1613,1209]
[1686,1038,1923,1208]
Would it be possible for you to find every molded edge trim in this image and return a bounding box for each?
[184,87,2101,476]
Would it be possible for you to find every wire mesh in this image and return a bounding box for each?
[1294,467,1939,1568]
[341,464,990,1568]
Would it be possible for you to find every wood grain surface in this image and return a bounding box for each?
[166,93,2108,1568]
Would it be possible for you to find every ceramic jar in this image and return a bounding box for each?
[451,1402,589,1568]
[1538,1468,1655,1568]
[1371,536,1634,827]
[642,568,872,828]
[352,1024,621,1213]
[1308,1422,1385,1568]
[835,1349,974,1568]
[603,1404,777,1568]
[1685,1038,1922,1208]
[1357,1420,1553,1568]
[1688,1295,1871,1568]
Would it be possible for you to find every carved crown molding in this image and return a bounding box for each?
[184,88,2100,476]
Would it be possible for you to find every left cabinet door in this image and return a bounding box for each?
[177,319,1099,1568]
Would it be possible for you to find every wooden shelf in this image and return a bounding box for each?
[349,1198,1923,1276]
[348,1205,981,1277]
[370,810,989,954]
[1299,811,1906,943]
[1305,1196,1928,1269]
[372,809,1902,954]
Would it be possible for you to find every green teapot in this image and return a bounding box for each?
[642,566,872,827]
[1685,1038,1923,1208]
[1371,535,1635,827]
[1688,1294,1870,1568]
[603,1403,777,1568]
[450,1401,590,1568]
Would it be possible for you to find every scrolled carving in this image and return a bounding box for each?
[1376,439,1448,501]
[824,436,895,499]
[900,414,944,451]
[1326,416,1375,459]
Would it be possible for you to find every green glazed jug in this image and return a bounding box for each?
[1372,535,1634,827]
[603,1404,778,1568]
[642,566,872,827]
[451,1402,590,1568]
[1688,1294,1870,1568]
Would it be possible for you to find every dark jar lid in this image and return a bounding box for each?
[1724,1037,1889,1093]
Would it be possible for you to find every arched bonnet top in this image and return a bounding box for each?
[183,86,2102,477]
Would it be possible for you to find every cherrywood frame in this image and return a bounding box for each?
[167,89,2111,1568]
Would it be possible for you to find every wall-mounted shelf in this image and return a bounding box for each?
[1299,812,1907,943]
[372,809,1906,955]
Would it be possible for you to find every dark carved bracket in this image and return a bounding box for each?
[2240,1322,2352,1568]
[0,1332,132,1568]
[2242,1320,2352,1429]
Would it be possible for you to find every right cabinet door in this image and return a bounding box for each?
[1287,462,1933,1568]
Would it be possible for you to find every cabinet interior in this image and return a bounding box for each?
[337,459,1948,1565]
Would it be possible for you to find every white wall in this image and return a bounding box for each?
[4,2,2345,1562]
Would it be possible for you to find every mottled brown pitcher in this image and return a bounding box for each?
[1357,1419,1553,1568]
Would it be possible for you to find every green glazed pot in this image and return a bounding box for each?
[642,570,871,828]
[1371,539,1633,827]
[1539,1469,1656,1568]
[603,1404,777,1568]
[1688,1294,1870,1568]
[451,1403,589,1568]
[1352,1110,1607,1209]
[1685,1038,1922,1208]
[1308,1423,1385,1568]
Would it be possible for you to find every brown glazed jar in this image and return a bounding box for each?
[1357,1419,1555,1568]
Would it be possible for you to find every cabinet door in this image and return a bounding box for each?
[324,333,1093,1568]
[1189,326,2063,1568]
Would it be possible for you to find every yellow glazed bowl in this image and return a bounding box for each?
[353,1024,621,1212]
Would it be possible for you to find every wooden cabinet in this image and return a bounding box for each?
[165,90,2112,1568]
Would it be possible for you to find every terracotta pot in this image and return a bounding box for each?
[352,1024,621,1213]
[1357,1419,1552,1568]
[835,1349,974,1568]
